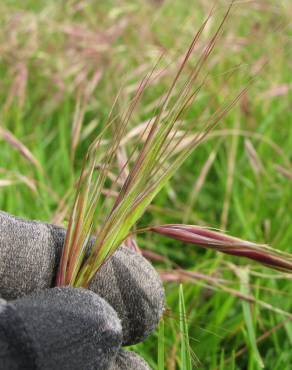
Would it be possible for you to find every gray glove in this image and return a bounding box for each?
[0,211,164,369]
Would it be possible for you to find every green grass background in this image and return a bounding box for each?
[0,0,291,369]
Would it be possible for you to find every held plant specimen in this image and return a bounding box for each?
[56,5,292,289]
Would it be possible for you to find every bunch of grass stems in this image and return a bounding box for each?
[56,3,292,288]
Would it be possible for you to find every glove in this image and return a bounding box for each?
[0,211,164,369]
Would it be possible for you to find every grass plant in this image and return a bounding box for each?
[57,3,255,287]
[56,2,292,293]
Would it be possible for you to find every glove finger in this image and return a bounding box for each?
[110,349,151,370]
[89,247,164,346]
[0,211,65,300]
[0,287,122,370]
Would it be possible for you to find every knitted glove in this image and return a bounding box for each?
[0,287,122,370]
[0,211,164,369]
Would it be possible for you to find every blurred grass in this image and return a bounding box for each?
[0,0,291,368]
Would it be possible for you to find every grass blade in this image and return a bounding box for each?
[158,318,165,370]
[179,284,192,370]
[238,268,264,368]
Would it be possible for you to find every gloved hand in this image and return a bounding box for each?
[0,211,164,370]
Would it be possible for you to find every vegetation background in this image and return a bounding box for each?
[0,0,291,369]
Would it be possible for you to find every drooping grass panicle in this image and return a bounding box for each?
[147,224,292,273]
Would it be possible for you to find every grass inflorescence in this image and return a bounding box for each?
[57,3,244,287]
